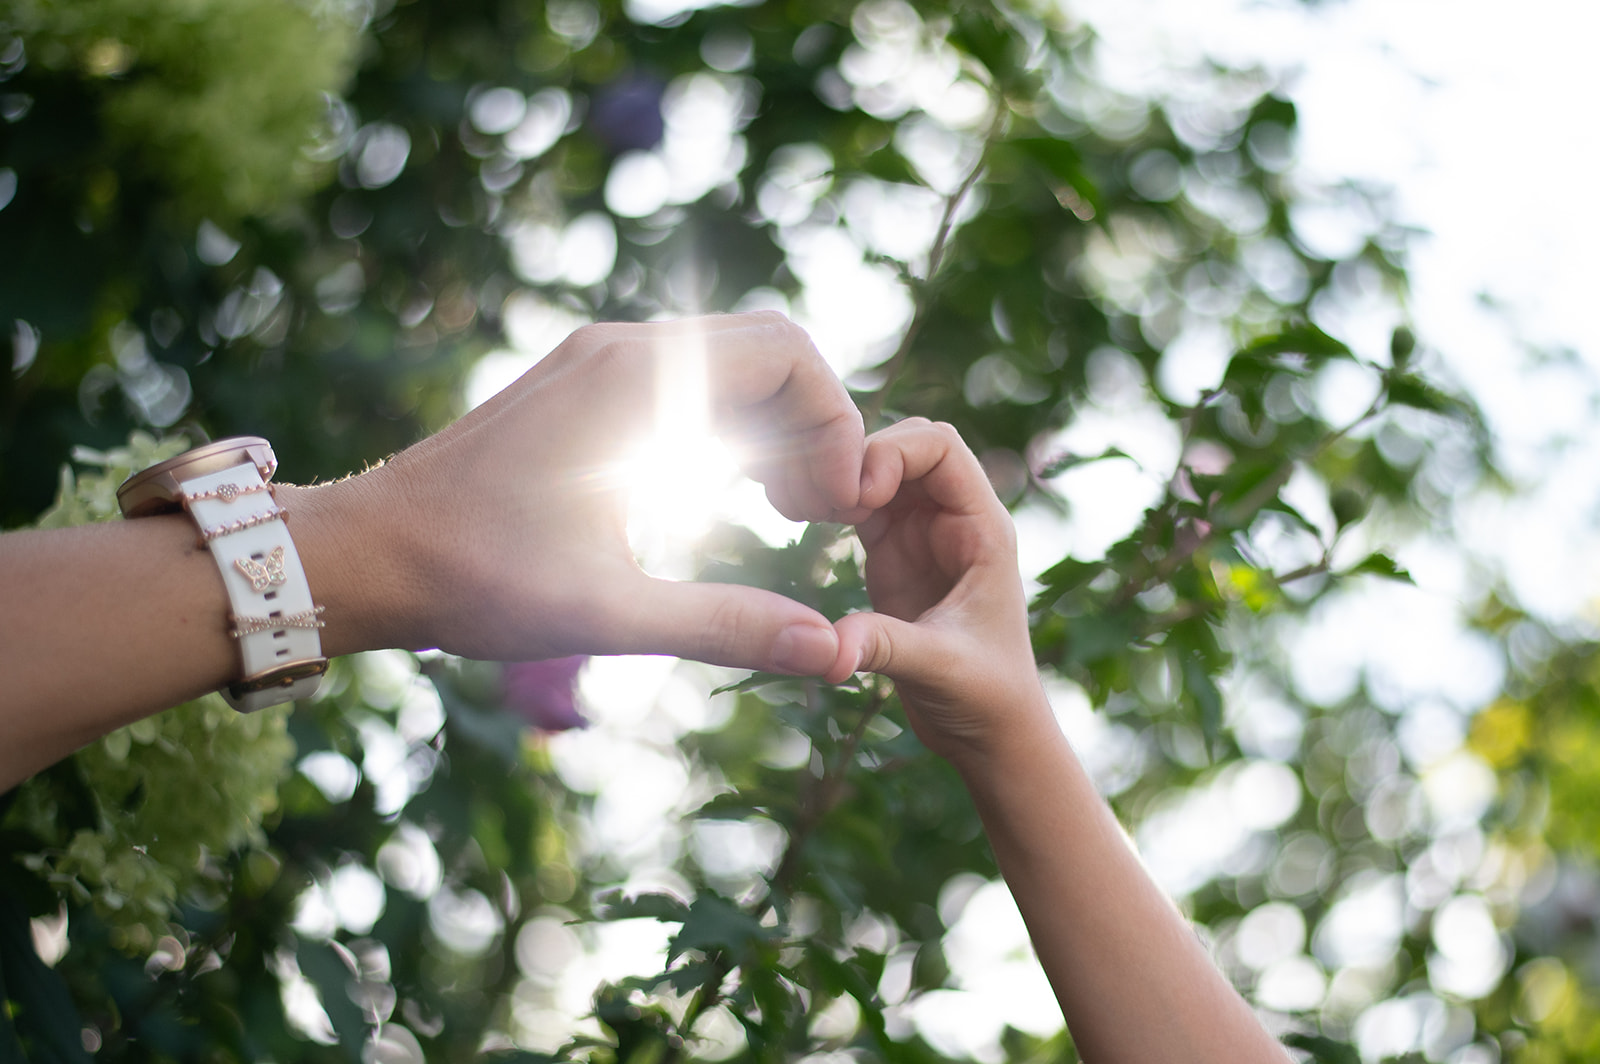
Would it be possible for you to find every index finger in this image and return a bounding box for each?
[575,312,865,519]
[857,418,1007,520]
[694,311,866,518]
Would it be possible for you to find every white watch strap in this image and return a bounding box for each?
[180,463,324,711]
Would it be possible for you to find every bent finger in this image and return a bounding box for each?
[857,419,1000,518]
[699,314,866,517]
[560,313,865,519]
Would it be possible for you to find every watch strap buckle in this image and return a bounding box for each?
[223,658,328,712]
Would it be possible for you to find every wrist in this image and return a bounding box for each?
[953,721,1100,837]
[276,465,425,658]
[943,687,1075,787]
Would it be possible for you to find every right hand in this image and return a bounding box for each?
[825,419,1053,766]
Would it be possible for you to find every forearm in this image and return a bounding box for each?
[0,314,866,791]
[954,705,1287,1064]
[834,417,1277,1056]
[0,476,400,791]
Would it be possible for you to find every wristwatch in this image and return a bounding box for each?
[117,437,326,711]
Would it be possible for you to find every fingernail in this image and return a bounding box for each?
[772,624,837,675]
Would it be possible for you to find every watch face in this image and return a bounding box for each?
[116,436,277,518]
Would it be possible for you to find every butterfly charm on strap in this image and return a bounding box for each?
[235,546,288,592]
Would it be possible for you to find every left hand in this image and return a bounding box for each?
[298,312,870,675]
[824,418,1049,768]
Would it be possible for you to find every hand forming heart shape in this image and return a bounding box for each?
[322,312,871,676]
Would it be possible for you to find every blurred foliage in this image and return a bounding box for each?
[10,434,296,955]
[6,0,361,219]
[0,0,1589,1063]
[1459,635,1600,1064]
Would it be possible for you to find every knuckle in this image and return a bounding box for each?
[767,313,820,355]
[861,625,894,675]
[575,334,644,398]
[745,307,794,329]
[566,321,613,352]
[572,321,633,358]
[556,324,628,374]
[995,518,1019,554]
[814,405,864,445]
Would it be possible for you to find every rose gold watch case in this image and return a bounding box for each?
[116,437,278,519]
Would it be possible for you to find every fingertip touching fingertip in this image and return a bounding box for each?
[771,622,838,675]
[826,504,874,525]
[821,645,863,686]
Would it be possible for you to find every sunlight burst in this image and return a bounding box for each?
[621,328,741,579]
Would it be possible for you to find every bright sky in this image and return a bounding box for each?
[1074,0,1600,616]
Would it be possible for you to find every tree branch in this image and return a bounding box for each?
[1109,384,1390,610]
[860,95,1010,426]
[666,684,889,1059]
[766,684,888,901]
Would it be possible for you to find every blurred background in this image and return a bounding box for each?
[3,0,1599,1062]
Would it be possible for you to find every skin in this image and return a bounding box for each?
[0,312,867,792]
[827,418,1289,1064]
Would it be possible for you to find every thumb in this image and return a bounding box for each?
[825,610,943,686]
[616,578,841,675]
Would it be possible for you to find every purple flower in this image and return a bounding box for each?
[589,74,665,154]
[502,656,590,732]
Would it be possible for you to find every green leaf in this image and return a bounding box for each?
[1209,458,1293,528]
[1036,446,1131,479]
[596,892,692,925]
[860,151,920,186]
[1346,552,1413,583]
[1389,325,1416,369]
[1180,651,1224,750]
[949,8,1014,76]
[808,950,881,1004]
[618,959,722,998]
[436,680,528,767]
[695,790,796,821]
[594,985,675,1063]
[668,894,775,964]
[1329,488,1368,530]
[1384,373,1468,418]
[1282,1032,1361,1064]
[1249,93,1298,129]
[709,672,797,697]
[1262,499,1323,541]
[1236,324,1353,362]
[1032,557,1109,604]
[1009,137,1106,219]
[1059,612,1136,666]
[1221,351,1273,395]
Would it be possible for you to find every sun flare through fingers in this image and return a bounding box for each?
[619,324,814,576]
[622,326,742,579]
